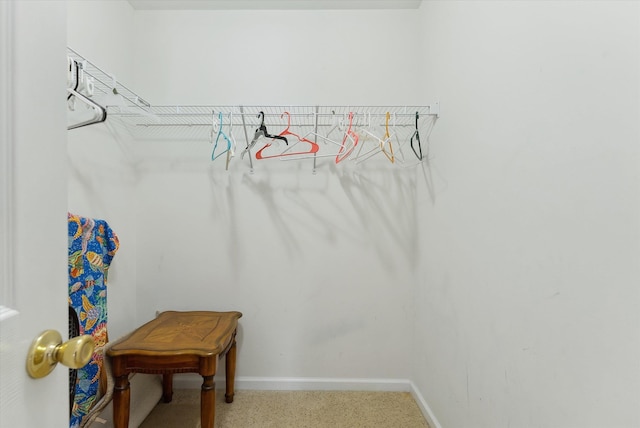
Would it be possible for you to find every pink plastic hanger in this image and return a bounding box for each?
[255,112,320,159]
[335,112,359,164]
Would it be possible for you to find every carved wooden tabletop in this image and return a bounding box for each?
[109,311,243,356]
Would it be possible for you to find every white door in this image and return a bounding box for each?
[0,1,69,427]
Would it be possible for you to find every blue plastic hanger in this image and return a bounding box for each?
[211,111,233,162]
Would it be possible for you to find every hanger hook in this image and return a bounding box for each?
[385,112,390,136]
[211,110,217,136]
[281,111,292,132]
[218,111,224,130]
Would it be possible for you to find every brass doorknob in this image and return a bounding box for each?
[26,330,95,379]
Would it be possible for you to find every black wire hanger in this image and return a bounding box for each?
[242,111,288,159]
[410,112,423,160]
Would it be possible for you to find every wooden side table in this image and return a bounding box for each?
[106,310,242,428]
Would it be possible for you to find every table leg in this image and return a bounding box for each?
[113,374,131,428]
[225,339,237,403]
[201,375,215,428]
[163,373,174,403]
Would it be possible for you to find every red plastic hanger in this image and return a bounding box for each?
[255,112,320,159]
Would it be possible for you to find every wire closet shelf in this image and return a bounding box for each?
[67,47,439,166]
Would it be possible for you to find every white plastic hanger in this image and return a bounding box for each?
[67,87,107,130]
[67,57,107,130]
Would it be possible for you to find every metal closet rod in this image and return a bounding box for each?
[111,105,439,113]
[135,123,419,128]
[114,105,440,127]
[114,112,433,118]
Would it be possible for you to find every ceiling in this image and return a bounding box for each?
[127,0,423,10]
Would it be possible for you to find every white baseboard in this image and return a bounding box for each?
[173,375,412,392]
[410,381,443,428]
[172,375,441,427]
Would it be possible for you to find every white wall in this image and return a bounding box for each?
[67,0,135,84]
[131,9,422,105]
[67,0,138,341]
[131,8,423,381]
[414,1,640,427]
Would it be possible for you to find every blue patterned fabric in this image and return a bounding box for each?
[68,213,119,428]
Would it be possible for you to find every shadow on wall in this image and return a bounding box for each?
[205,160,438,274]
[68,124,139,214]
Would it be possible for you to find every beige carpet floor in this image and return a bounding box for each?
[139,389,430,428]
